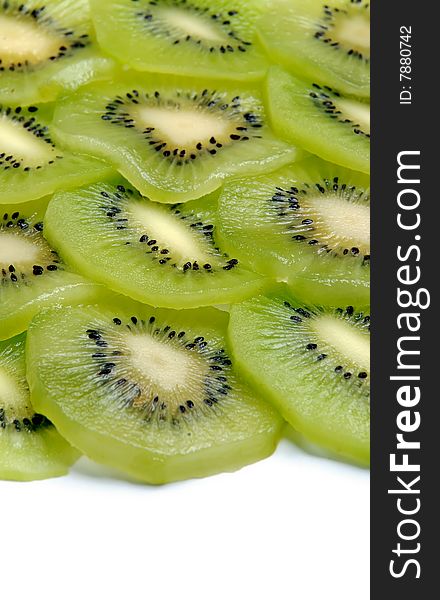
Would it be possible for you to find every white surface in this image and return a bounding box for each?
[0,431,369,600]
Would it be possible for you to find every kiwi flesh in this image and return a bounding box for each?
[217,157,369,306]
[26,300,283,484]
[266,67,369,174]
[90,0,268,81]
[0,103,113,204]
[0,200,103,340]
[228,290,370,465]
[0,0,116,105]
[52,73,299,203]
[44,180,266,308]
[0,332,80,481]
[258,0,370,98]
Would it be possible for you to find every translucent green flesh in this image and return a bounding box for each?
[266,67,370,174]
[217,158,370,305]
[52,74,299,203]
[26,302,282,483]
[44,181,267,308]
[90,0,268,81]
[228,292,370,464]
[0,334,79,481]
[257,0,370,98]
[0,271,105,340]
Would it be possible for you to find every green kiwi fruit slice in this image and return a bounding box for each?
[0,333,79,481]
[217,157,370,306]
[258,0,370,98]
[26,300,283,483]
[44,180,266,308]
[0,103,112,204]
[266,67,369,174]
[0,199,102,340]
[0,0,116,105]
[90,0,268,81]
[52,73,299,203]
[229,290,370,465]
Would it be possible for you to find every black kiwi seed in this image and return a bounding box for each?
[100,184,240,273]
[0,2,91,72]
[0,105,62,171]
[308,83,370,138]
[268,180,370,260]
[285,301,370,383]
[87,314,234,423]
[101,89,263,164]
[135,5,254,56]
[314,1,370,62]
[1,211,64,284]
[0,404,52,432]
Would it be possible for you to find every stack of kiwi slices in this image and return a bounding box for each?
[0,0,369,484]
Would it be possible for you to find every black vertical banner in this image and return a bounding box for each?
[371,1,437,597]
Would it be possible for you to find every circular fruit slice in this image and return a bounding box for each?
[266,67,369,174]
[44,180,267,308]
[217,158,370,306]
[258,0,370,98]
[0,200,103,339]
[0,0,116,105]
[26,301,283,484]
[229,291,370,465]
[0,333,79,481]
[0,103,112,204]
[52,73,299,203]
[90,0,268,81]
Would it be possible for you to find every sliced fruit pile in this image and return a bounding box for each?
[0,0,370,483]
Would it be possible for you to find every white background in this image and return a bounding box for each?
[0,429,369,600]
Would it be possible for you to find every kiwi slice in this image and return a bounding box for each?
[0,0,115,105]
[217,158,370,306]
[258,0,370,98]
[44,180,266,308]
[0,333,79,481]
[26,301,283,483]
[0,200,102,340]
[52,73,299,203]
[0,103,112,204]
[229,290,370,465]
[266,67,369,174]
[90,0,268,81]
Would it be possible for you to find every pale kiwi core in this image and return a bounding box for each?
[0,115,57,166]
[337,98,370,134]
[159,8,228,44]
[304,195,370,254]
[331,13,370,57]
[312,315,370,371]
[129,202,215,264]
[125,333,205,406]
[131,104,238,149]
[0,367,28,418]
[0,14,62,66]
[0,233,40,267]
